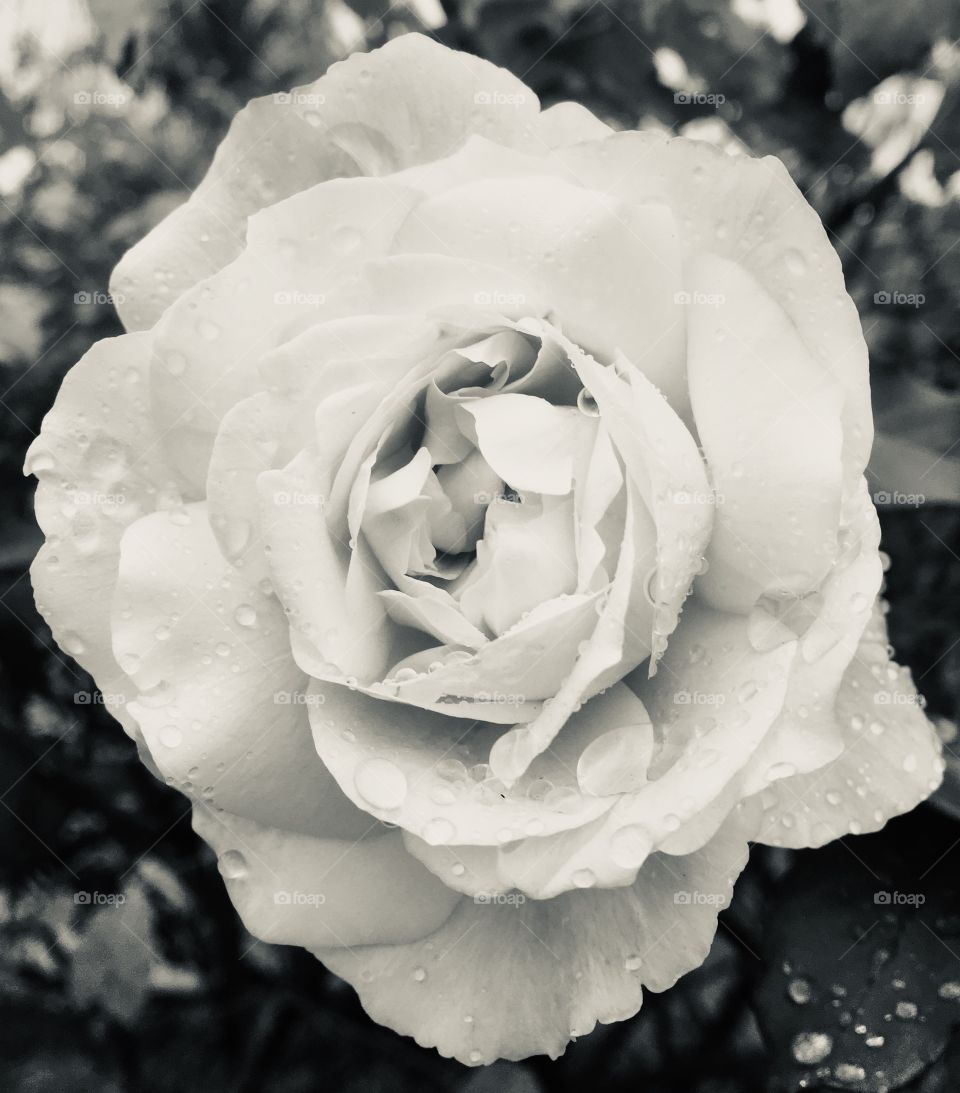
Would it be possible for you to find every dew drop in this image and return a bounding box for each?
[610,824,652,869]
[421,817,455,845]
[217,849,248,879]
[158,725,182,748]
[355,758,408,810]
[791,1030,832,1065]
[234,604,257,627]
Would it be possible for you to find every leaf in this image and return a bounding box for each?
[804,0,959,102]
[69,880,156,1024]
[756,809,960,1092]
[869,375,960,507]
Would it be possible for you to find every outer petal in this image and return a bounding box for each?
[556,132,872,495]
[112,503,368,838]
[687,254,844,613]
[391,175,687,412]
[149,177,421,492]
[25,332,179,731]
[317,808,753,1065]
[306,681,655,846]
[752,605,944,847]
[496,604,795,897]
[536,102,614,148]
[111,33,541,330]
[206,314,435,577]
[193,806,460,949]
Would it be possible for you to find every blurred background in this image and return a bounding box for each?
[0,0,958,1089]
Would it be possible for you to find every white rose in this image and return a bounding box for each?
[27,34,942,1065]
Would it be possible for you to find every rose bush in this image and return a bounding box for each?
[27,33,944,1064]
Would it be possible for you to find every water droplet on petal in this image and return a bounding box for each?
[355,758,408,810]
[610,824,652,869]
[217,849,248,879]
[791,1031,832,1065]
[421,817,455,845]
[234,604,257,627]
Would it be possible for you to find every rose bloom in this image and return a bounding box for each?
[28,34,943,1064]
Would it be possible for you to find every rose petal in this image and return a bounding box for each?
[111,34,541,330]
[458,495,579,635]
[150,177,421,493]
[686,254,845,613]
[25,332,181,734]
[567,335,714,666]
[752,604,944,847]
[317,807,753,1065]
[557,131,872,495]
[536,102,614,148]
[193,806,460,949]
[206,314,433,578]
[306,682,657,848]
[392,175,686,411]
[462,393,595,495]
[113,502,367,838]
[496,603,794,897]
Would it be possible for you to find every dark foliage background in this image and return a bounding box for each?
[0,0,958,1090]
